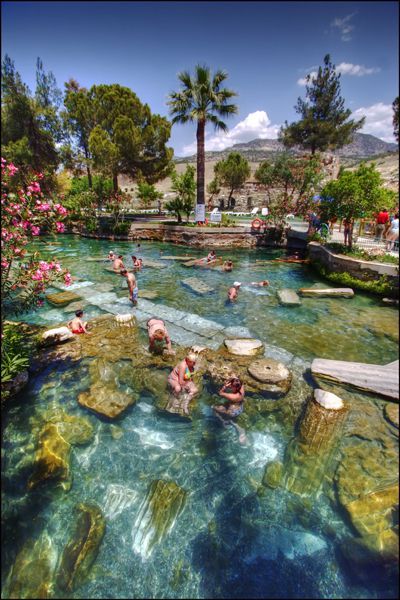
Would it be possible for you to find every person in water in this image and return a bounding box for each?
[68,310,90,334]
[228,281,241,301]
[113,255,125,272]
[147,317,175,355]
[250,280,269,287]
[108,251,116,261]
[207,250,216,262]
[223,260,233,272]
[168,353,198,406]
[132,255,141,268]
[120,269,138,304]
[213,376,246,443]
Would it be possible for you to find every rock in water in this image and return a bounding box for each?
[28,423,71,491]
[181,277,215,295]
[103,484,138,520]
[78,384,136,418]
[248,358,292,393]
[277,289,301,306]
[46,291,81,306]
[138,289,158,299]
[132,480,186,559]
[56,503,105,592]
[224,338,264,356]
[115,313,135,327]
[41,326,75,345]
[299,288,354,298]
[384,403,399,429]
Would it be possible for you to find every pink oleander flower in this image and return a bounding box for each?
[64,272,72,286]
[39,261,50,271]
[27,182,41,194]
[37,202,51,212]
[31,269,44,281]
[37,299,44,307]
[56,222,65,233]
[54,204,68,216]
[31,225,40,236]
[7,163,18,176]
[1,258,9,269]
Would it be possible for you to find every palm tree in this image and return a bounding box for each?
[168,65,238,213]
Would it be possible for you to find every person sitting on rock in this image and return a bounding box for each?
[228,281,241,301]
[168,353,198,411]
[250,280,269,287]
[113,255,125,272]
[223,260,233,272]
[68,310,90,334]
[120,269,138,305]
[207,250,216,262]
[213,376,246,443]
[147,317,175,355]
[131,255,142,269]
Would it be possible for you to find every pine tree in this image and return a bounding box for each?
[280,54,365,154]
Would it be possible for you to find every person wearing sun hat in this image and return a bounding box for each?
[228,281,241,302]
[168,352,198,404]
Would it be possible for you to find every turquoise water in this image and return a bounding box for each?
[2,235,398,599]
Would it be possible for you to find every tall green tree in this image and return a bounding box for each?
[168,65,238,211]
[280,54,365,155]
[214,152,250,207]
[62,79,96,187]
[207,177,221,206]
[393,97,399,143]
[1,55,59,188]
[35,57,63,143]
[89,84,173,192]
[137,182,163,208]
[165,165,196,223]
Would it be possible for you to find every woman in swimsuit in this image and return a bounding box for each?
[168,353,198,401]
[213,376,247,443]
[147,317,175,355]
[67,310,90,334]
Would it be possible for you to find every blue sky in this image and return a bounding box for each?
[2,1,399,156]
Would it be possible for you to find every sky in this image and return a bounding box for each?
[2,1,399,156]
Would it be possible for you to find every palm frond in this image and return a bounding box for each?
[206,114,228,132]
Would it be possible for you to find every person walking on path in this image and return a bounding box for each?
[375,209,390,241]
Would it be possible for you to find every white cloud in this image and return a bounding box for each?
[181,110,281,156]
[297,63,380,86]
[352,102,396,143]
[331,13,356,41]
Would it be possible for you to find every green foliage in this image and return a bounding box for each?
[312,261,395,295]
[137,182,162,208]
[393,97,399,143]
[165,165,196,222]
[113,221,131,236]
[1,323,30,384]
[84,217,98,234]
[68,175,113,205]
[168,64,238,206]
[207,178,221,202]
[221,213,235,226]
[214,152,250,203]
[326,243,400,265]
[255,153,322,223]
[280,54,365,154]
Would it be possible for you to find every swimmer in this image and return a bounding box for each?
[168,353,198,411]
[228,281,241,301]
[131,255,141,268]
[113,255,125,272]
[68,310,90,334]
[223,260,233,272]
[213,376,246,443]
[147,317,175,355]
[250,280,269,287]
[120,269,138,304]
[207,250,216,262]
[108,251,116,261]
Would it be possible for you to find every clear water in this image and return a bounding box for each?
[2,235,398,599]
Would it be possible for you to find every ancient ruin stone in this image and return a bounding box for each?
[342,484,398,537]
[41,326,75,346]
[138,289,158,299]
[28,423,71,491]
[248,358,292,393]
[299,287,354,298]
[46,291,81,306]
[78,384,137,418]
[262,461,283,489]
[314,388,344,410]
[384,403,399,429]
[277,289,301,306]
[224,338,264,356]
[132,480,187,559]
[181,277,215,295]
[56,502,105,593]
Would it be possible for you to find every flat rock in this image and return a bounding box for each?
[277,289,301,306]
[312,358,399,400]
[78,384,137,418]
[66,300,88,312]
[314,388,344,410]
[142,259,167,269]
[46,291,81,306]
[179,313,224,337]
[299,287,354,298]
[42,326,75,345]
[248,358,292,393]
[159,255,192,261]
[382,297,399,306]
[224,326,253,338]
[181,277,215,295]
[224,338,265,356]
[138,289,158,299]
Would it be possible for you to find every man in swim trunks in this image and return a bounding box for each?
[113,255,125,272]
[147,317,175,355]
[68,310,90,334]
[120,269,138,304]
[228,281,241,301]
[168,353,198,410]
[213,376,246,443]
[131,255,142,269]
[223,260,233,272]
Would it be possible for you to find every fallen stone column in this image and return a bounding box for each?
[283,389,348,497]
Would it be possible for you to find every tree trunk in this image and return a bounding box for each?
[177,212,182,224]
[196,120,205,207]
[113,174,118,193]
[84,146,92,189]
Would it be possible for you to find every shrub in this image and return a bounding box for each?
[1,323,30,385]
[311,260,396,296]
[113,221,131,236]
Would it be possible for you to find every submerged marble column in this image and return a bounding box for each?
[283,389,348,497]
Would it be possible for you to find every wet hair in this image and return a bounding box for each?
[132,256,137,260]
[229,376,242,390]
[154,329,165,339]
[118,255,123,259]
[75,310,83,317]
[120,269,128,275]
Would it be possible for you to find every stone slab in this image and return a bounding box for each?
[181,277,215,295]
[277,289,302,306]
[46,291,81,306]
[299,288,354,298]
[142,260,167,269]
[224,338,265,356]
[159,256,193,261]
[138,290,159,300]
[224,326,253,339]
[179,313,224,337]
[311,358,399,400]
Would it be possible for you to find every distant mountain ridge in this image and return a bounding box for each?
[175,133,398,163]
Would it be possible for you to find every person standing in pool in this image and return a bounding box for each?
[213,376,246,443]
[113,255,125,272]
[223,260,233,272]
[228,281,241,301]
[120,269,138,304]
